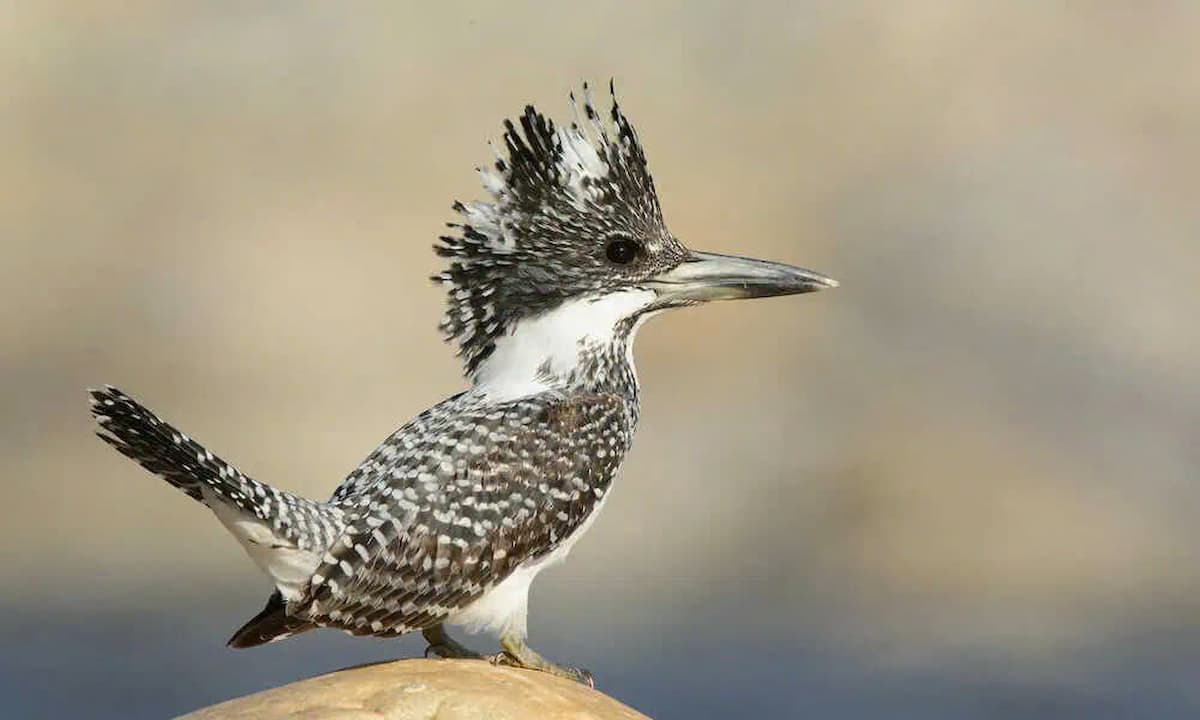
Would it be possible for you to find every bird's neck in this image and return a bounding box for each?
[471,290,654,402]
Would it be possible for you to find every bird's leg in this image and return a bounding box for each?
[422,624,488,660]
[493,630,594,687]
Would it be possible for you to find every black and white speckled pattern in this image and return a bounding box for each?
[90,386,344,553]
[301,388,635,636]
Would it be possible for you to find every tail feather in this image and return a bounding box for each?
[90,385,342,553]
[92,385,341,643]
[227,590,315,648]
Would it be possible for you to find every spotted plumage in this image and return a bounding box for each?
[90,83,837,684]
[310,390,633,638]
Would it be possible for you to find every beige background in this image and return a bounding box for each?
[4,3,1199,718]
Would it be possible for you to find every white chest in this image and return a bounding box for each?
[472,290,654,402]
[446,489,612,638]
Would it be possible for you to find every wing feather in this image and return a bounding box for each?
[295,392,632,635]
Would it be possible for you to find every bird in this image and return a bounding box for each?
[89,82,837,686]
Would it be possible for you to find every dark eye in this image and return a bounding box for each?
[605,237,641,265]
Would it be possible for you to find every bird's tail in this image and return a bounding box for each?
[226,590,313,648]
[89,385,343,554]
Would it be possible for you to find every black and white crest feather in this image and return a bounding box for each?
[435,83,686,375]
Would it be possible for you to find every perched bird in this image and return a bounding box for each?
[89,84,836,685]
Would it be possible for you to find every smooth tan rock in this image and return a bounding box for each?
[180,659,651,720]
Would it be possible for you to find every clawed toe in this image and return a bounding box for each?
[425,642,487,660]
[489,650,515,666]
[421,625,487,660]
[493,636,595,687]
[570,667,595,688]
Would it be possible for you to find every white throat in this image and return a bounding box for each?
[473,289,655,401]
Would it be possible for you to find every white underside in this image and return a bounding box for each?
[204,487,319,601]
[447,490,610,639]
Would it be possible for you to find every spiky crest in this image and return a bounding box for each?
[434,82,682,376]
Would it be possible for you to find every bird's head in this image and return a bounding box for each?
[435,83,836,387]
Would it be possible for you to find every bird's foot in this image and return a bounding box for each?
[422,624,488,661]
[493,633,595,687]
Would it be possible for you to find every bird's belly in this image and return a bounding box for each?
[447,490,611,639]
[447,560,542,638]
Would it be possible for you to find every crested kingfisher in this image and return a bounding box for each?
[90,83,837,686]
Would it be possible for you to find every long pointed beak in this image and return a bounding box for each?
[646,251,838,304]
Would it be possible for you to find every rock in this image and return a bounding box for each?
[180,658,651,720]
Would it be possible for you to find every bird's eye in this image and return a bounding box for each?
[605,238,642,265]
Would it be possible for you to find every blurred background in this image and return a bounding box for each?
[4,2,1199,718]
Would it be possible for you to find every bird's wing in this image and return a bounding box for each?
[295,391,633,636]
